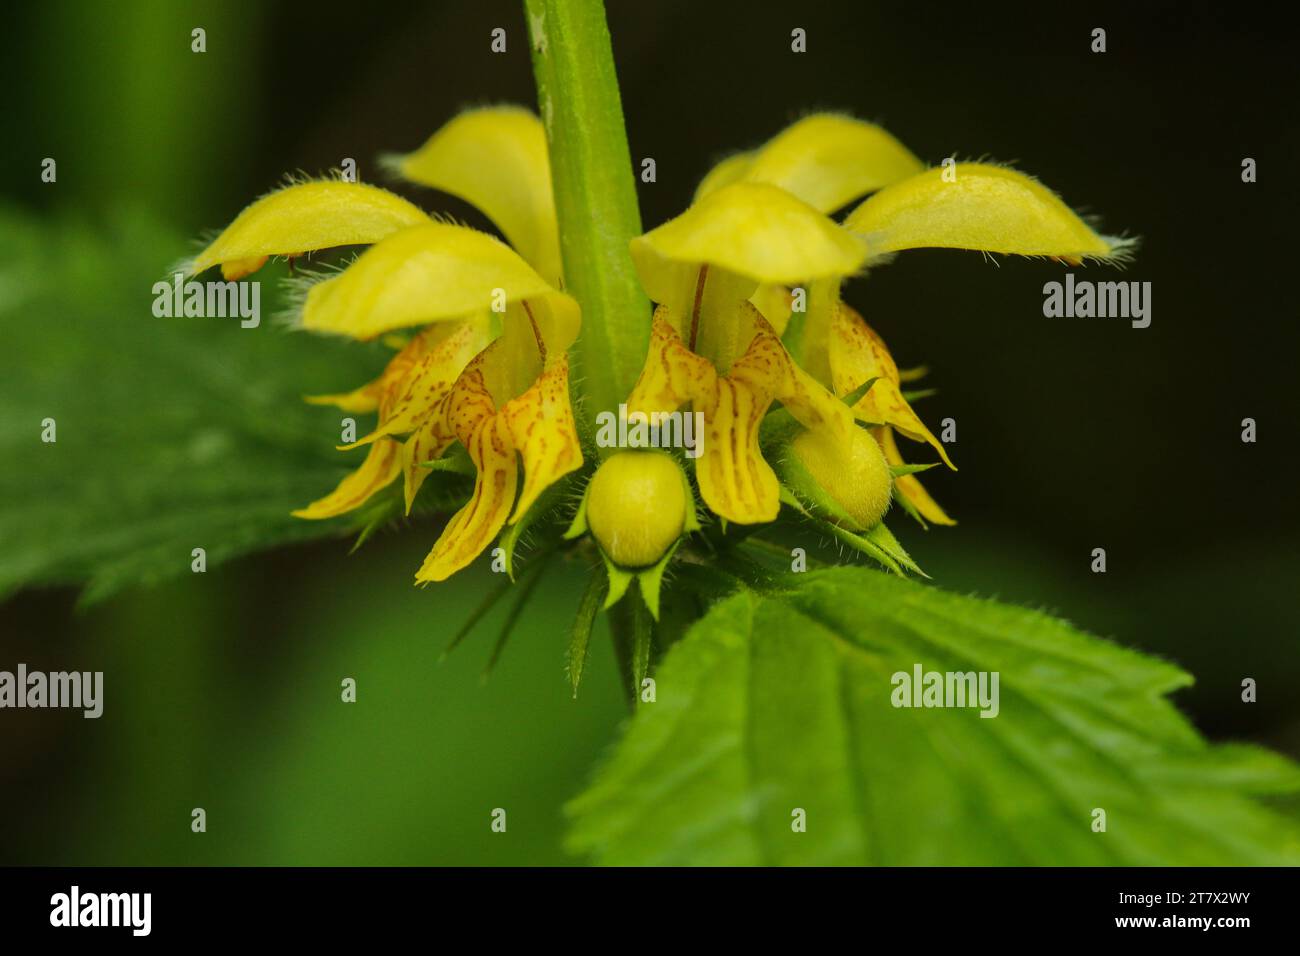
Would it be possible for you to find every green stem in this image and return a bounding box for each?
[524,0,650,440]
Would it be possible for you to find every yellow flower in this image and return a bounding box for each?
[687,113,1132,526]
[187,106,1133,595]
[624,182,871,526]
[188,107,582,583]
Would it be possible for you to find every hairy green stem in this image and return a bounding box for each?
[523,0,649,438]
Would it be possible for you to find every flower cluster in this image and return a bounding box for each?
[187,108,581,583]
[188,109,1128,608]
[577,114,1127,604]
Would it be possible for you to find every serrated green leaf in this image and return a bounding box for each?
[566,566,1300,865]
[0,206,389,602]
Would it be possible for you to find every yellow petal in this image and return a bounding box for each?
[479,297,580,402]
[304,383,382,414]
[501,356,583,521]
[877,426,955,526]
[399,398,458,513]
[627,310,775,522]
[830,304,955,470]
[627,304,859,525]
[415,362,518,583]
[342,318,490,448]
[693,151,755,202]
[696,114,924,213]
[186,180,429,278]
[389,107,562,285]
[844,163,1129,262]
[417,418,519,584]
[749,283,793,335]
[767,318,859,445]
[626,309,718,411]
[301,222,578,341]
[221,256,268,281]
[412,326,583,580]
[699,333,781,523]
[304,319,457,416]
[403,343,498,516]
[630,183,867,311]
[291,437,402,519]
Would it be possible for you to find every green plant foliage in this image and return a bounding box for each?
[0,206,386,603]
[567,565,1300,865]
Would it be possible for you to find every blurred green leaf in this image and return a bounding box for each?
[3,543,628,866]
[0,205,388,603]
[567,566,1300,865]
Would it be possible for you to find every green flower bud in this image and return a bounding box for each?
[586,451,688,568]
[789,426,892,530]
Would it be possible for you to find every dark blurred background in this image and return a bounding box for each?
[2,0,1296,863]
